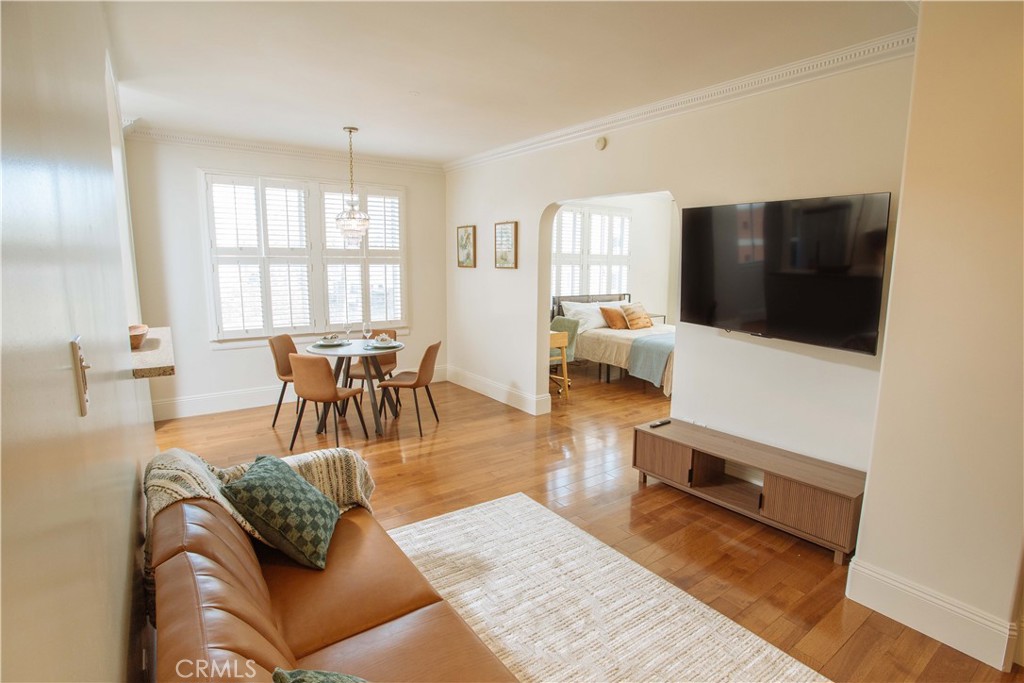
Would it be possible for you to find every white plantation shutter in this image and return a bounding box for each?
[211,182,259,250]
[368,263,402,321]
[321,183,406,328]
[551,208,585,298]
[204,175,407,340]
[264,186,307,250]
[216,261,264,333]
[367,193,401,251]
[552,205,631,300]
[268,261,311,328]
[325,262,363,325]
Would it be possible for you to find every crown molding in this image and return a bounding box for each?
[125,127,444,175]
[444,28,916,173]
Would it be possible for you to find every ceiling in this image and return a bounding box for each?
[107,2,918,165]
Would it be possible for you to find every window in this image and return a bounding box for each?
[204,173,406,340]
[551,205,631,299]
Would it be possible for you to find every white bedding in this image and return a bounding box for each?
[574,324,674,397]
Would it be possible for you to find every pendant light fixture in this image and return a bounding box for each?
[336,126,370,235]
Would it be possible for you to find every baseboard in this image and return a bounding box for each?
[847,558,1018,671]
[446,366,550,416]
[152,367,451,421]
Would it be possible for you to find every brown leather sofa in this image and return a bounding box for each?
[152,498,516,682]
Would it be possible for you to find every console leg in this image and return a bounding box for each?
[834,549,851,565]
[638,471,647,486]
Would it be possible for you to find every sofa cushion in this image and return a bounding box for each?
[222,455,340,569]
[152,500,298,682]
[296,602,516,683]
[257,507,442,659]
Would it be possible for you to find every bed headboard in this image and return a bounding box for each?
[552,293,631,318]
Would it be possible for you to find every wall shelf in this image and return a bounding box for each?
[131,326,175,379]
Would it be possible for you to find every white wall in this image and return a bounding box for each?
[2,3,157,679]
[126,136,447,419]
[446,57,913,472]
[848,2,1023,670]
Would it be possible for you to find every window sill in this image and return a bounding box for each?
[209,328,411,351]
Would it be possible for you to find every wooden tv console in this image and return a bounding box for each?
[633,419,866,564]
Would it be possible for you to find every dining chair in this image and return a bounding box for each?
[549,316,580,397]
[288,353,368,450]
[378,341,441,437]
[268,334,298,427]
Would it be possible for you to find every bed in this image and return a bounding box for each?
[553,294,674,397]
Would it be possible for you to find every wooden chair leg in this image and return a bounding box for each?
[289,399,307,451]
[561,348,569,398]
[272,381,288,427]
[424,385,439,423]
[412,388,423,437]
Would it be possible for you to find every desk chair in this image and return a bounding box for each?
[549,316,579,397]
[289,354,368,450]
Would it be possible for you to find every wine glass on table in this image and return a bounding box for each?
[362,322,372,347]
[343,321,352,342]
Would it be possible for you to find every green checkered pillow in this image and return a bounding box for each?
[272,668,367,683]
[221,455,340,569]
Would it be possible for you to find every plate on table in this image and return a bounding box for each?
[315,338,351,347]
[365,341,401,349]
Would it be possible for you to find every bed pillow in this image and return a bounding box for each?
[599,306,628,330]
[560,301,607,333]
[622,303,654,330]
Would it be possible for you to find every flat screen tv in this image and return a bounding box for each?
[680,192,891,355]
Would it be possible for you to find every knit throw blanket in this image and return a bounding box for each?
[143,447,375,621]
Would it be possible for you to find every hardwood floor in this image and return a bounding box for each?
[154,364,1022,683]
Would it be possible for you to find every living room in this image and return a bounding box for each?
[2,2,1021,682]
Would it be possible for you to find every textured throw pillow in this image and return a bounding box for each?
[221,455,340,569]
[621,303,654,330]
[599,306,628,330]
[273,668,368,683]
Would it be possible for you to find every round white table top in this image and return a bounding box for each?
[305,339,405,358]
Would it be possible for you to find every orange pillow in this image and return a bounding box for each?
[622,303,653,329]
[600,306,628,330]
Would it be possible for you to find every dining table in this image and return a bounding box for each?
[306,338,405,437]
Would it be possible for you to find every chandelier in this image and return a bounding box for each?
[336,126,370,235]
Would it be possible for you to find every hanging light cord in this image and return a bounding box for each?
[347,128,356,198]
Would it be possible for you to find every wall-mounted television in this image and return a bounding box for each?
[680,192,891,355]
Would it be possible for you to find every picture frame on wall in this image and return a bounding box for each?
[494,220,518,269]
[456,225,476,268]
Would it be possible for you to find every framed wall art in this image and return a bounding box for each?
[456,225,476,268]
[494,220,518,269]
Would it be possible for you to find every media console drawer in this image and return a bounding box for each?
[632,419,866,564]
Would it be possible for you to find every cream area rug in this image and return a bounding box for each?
[389,493,827,683]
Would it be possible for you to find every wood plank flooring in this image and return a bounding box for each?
[154,364,1022,683]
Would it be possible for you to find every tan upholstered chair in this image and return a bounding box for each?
[289,353,368,450]
[378,341,441,437]
[346,328,398,395]
[268,334,298,427]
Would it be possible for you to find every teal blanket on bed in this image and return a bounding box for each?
[628,333,674,387]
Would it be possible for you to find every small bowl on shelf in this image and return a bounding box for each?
[129,324,149,350]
